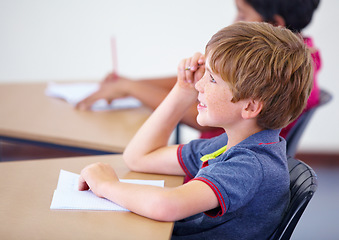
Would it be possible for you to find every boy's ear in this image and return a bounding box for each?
[271,14,286,27]
[242,99,263,119]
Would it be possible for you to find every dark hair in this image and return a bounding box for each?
[246,0,320,32]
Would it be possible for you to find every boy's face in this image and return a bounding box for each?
[234,0,264,23]
[195,58,245,130]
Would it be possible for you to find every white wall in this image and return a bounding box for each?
[0,0,338,152]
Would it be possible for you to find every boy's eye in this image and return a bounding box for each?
[210,74,216,83]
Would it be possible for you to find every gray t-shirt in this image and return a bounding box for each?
[173,129,289,240]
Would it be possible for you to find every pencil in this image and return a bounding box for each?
[185,63,204,71]
[111,36,118,80]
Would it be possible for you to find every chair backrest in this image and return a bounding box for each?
[269,156,318,240]
[286,89,332,157]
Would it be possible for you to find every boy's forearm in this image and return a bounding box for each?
[125,80,172,110]
[127,83,197,146]
[123,83,197,172]
[103,181,178,221]
[127,80,212,131]
[101,177,219,222]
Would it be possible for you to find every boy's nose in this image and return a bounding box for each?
[195,77,205,93]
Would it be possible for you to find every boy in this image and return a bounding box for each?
[78,22,313,239]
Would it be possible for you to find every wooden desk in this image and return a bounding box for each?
[0,82,151,153]
[0,154,183,240]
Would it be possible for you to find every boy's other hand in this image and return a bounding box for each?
[78,162,119,198]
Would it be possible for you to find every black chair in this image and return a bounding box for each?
[269,156,318,240]
[286,89,332,157]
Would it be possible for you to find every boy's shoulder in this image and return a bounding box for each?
[225,129,286,163]
[236,129,285,150]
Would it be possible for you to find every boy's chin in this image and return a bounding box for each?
[196,117,208,127]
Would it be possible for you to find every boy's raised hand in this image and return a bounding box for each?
[177,52,205,89]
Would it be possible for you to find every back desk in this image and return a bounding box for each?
[0,82,152,153]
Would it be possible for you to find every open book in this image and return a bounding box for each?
[50,170,164,211]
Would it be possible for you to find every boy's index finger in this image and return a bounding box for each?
[190,53,203,71]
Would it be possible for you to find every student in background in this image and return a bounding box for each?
[76,0,321,140]
[78,22,313,239]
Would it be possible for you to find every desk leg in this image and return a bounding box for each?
[175,124,181,144]
[0,140,3,161]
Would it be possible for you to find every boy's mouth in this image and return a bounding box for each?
[197,98,207,109]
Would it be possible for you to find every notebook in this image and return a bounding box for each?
[50,169,164,211]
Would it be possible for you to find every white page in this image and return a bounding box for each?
[50,170,164,211]
[45,82,141,111]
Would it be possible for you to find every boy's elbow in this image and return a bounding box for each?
[152,210,178,222]
[122,151,138,171]
[122,151,146,172]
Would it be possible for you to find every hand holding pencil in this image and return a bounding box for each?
[76,36,122,110]
[178,52,205,87]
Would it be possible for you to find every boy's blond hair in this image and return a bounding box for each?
[206,21,313,130]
